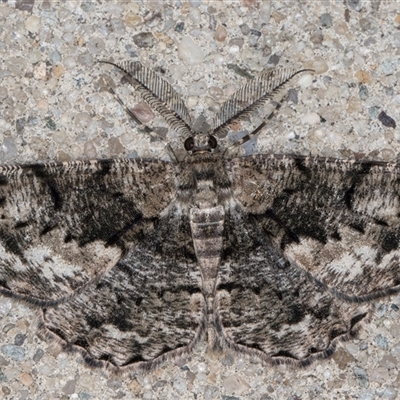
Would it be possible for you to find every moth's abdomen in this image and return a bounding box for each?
[189,206,224,295]
[189,205,225,349]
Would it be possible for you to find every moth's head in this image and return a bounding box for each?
[184,134,218,153]
[184,114,218,153]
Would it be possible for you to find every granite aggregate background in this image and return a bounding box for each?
[0,1,399,399]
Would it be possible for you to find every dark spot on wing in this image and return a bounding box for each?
[48,183,62,210]
[380,230,399,253]
[40,224,58,236]
[344,184,355,209]
[0,230,24,257]
[14,221,29,229]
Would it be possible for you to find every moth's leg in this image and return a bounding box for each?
[224,96,286,155]
[105,83,179,163]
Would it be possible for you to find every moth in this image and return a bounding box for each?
[0,61,399,375]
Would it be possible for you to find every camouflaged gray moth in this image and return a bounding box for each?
[0,61,399,375]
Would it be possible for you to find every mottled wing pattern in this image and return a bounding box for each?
[39,208,205,373]
[0,159,175,304]
[214,154,400,364]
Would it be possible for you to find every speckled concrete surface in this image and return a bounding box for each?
[0,1,399,399]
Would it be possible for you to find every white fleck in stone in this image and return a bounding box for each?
[2,138,18,161]
[302,112,320,125]
[78,373,96,392]
[173,376,187,394]
[311,60,329,74]
[382,387,398,399]
[6,57,28,77]
[87,37,105,54]
[25,15,41,33]
[188,81,207,96]
[286,131,296,140]
[28,49,42,64]
[197,362,206,372]
[380,59,399,76]
[213,54,225,65]
[33,62,47,80]
[178,36,205,65]
[0,297,13,316]
[359,389,375,400]
[196,372,207,381]
[345,342,359,355]
[142,390,153,400]
[208,86,223,100]
[370,367,390,384]
[186,96,198,108]
[63,56,76,69]
[391,343,400,357]
[189,7,202,24]
[83,140,98,159]
[74,112,92,130]
[297,73,313,88]
[222,374,250,395]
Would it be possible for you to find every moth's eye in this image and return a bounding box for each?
[184,137,195,151]
[208,135,217,149]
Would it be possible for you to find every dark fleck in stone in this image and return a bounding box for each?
[2,324,15,334]
[240,23,250,35]
[152,379,167,391]
[375,334,388,349]
[125,44,137,58]
[16,118,26,135]
[268,54,280,67]
[320,13,333,27]
[15,0,34,13]
[132,32,155,48]
[33,348,45,362]
[107,379,122,389]
[14,334,26,346]
[62,379,77,395]
[344,9,350,22]
[175,22,184,32]
[359,17,378,34]
[0,370,7,383]
[359,84,368,100]
[348,0,362,12]
[378,111,396,128]
[250,29,261,37]
[310,31,323,45]
[353,366,369,388]
[226,64,253,79]
[385,87,394,96]
[45,117,57,131]
[368,106,379,119]
[77,52,94,67]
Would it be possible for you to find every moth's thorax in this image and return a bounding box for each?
[177,152,232,208]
